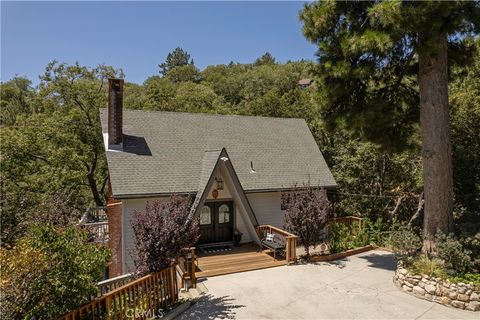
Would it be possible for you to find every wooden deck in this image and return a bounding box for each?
[195,243,287,278]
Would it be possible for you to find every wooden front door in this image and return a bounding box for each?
[198,201,234,244]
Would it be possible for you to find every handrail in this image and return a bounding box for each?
[59,266,178,320]
[96,272,133,296]
[256,225,298,264]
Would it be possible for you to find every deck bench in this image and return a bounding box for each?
[260,233,286,260]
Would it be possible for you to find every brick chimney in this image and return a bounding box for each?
[108,78,124,150]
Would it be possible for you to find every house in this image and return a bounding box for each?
[298,78,313,88]
[101,79,337,277]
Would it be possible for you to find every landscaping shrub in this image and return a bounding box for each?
[435,232,472,274]
[448,273,480,291]
[282,184,330,257]
[461,232,480,272]
[390,227,422,262]
[328,222,355,253]
[410,256,446,278]
[0,224,109,320]
[327,217,402,253]
[132,195,199,274]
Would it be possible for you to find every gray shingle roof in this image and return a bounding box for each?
[100,109,337,198]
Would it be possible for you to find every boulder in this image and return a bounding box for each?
[449,292,458,300]
[402,285,412,292]
[439,296,452,306]
[425,284,436,295]
[470,292,479,302]
[451,300,465,309]
[398,268,408,275]
[413,286,425,296]
[466,301,480,312]
[457,293,470,302]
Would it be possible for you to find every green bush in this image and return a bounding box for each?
[435,233,472,274]
[328,223,355,253]
[0,224,110,320]
[411,256,446,278]
[448,273,480,291]
[390,228,422,261]
[328,217,393,253]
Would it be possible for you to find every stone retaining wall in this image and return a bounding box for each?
[394,266,479,311]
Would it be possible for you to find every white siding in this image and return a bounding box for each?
[246,192,284,228]
[235,203,252,243]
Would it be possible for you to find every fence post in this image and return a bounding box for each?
[286,237,291,263]
[105,295,111,320]
[190,248,196,288]
[169,266,176,304]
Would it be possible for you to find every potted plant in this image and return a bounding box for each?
[234,229,243,246]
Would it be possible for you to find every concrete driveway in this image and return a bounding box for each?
[179,250,476,319]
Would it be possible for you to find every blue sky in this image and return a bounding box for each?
[1,1,316,84]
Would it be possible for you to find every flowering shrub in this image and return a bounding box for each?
[132,195,199,274]
[282,184,331,257]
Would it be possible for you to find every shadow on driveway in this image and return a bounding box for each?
[179,294,245,320]
[359,252,396,271]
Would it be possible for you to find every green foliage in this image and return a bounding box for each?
[459,231,480,271]
[0,224,109,320]
[1,62,123,244]
[0,77,34,125]
[390,227,422,261]
[448,273,480,291]
[159,47,194,76]
[300,0,479,149]
[328,217,399,253]
[166,65,200,83]
[328,223,355,253]
[254,52,276,66]
[450,39,480,215]
[435,233,472,274]
[410,256,446,278]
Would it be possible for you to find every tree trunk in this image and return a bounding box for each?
[418,32,454,252]
[87,172,104,207]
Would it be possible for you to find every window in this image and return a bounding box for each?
[200,206,211,225]
[218,204,230,224]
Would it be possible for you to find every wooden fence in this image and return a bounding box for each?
[96,273,134,297]
[256,225,298,264]
[328,216,363,230]
[59,266,178,320]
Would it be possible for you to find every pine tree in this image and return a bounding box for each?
[159,47,194,76]
[300,0,480,250]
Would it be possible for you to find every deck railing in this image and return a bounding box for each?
[82,221,109,243]
[59,266,178,320]
[176,247,196,289]
[96,273,134,297]
[256,225,298,264]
